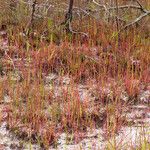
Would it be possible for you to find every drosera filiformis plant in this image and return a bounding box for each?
[0,0,150,149]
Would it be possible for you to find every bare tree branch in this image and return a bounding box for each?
[135,0,145,12]
[92,0,147,13]
[92,0,150,32]
[68,21,88,37]
[121,10,150,31]
[109,5,147,13]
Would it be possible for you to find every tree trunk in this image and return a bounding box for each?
[64,0,74,32]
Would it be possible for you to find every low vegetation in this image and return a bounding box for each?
[0,0,149,149]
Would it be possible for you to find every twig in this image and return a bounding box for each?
[68,22,88,37]
[92,0,150,32]
[120,10,150,31]
[92,0,147,13]
[135,0,145,12]
[92,0,109,13]
[92,0,105,8]
[108,5,147,13]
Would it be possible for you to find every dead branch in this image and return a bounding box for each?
[109,5,147,13]
[92,0,147,13]
[92,0,150,32]
[135,0,145,12]
[121,10,150,31]
[68,21,88,37]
